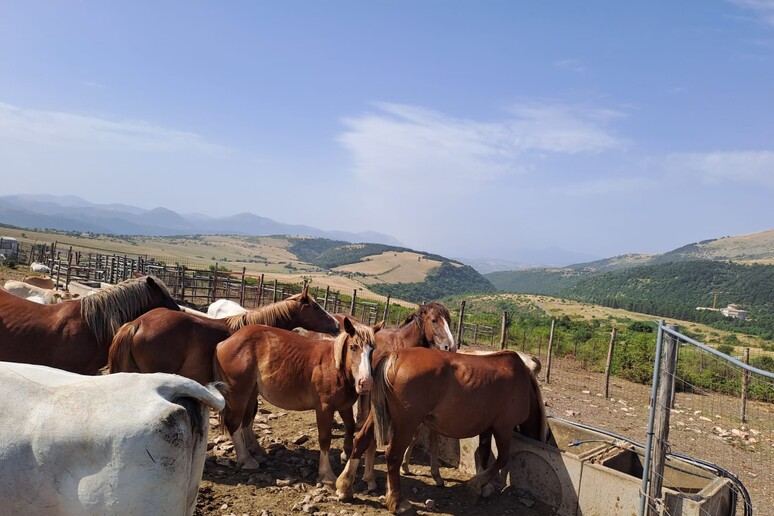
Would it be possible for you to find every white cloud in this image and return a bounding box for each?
[666,151,774,186]
[0,102,226,153]
[337,102,625,194]
[729,0,774,26]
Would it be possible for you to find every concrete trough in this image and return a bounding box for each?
[414,417,736,516]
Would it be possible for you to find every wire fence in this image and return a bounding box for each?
[639,324,774,516]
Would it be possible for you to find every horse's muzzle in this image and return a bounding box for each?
[356,377,373,394]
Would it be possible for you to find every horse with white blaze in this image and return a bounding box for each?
[0,361,225,516]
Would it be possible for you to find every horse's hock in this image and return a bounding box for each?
[414,418,735,516]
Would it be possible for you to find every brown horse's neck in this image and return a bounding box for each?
[224,300,299,331]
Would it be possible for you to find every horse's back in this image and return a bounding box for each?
[0,362,223,515]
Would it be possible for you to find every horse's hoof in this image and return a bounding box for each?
[481,483,495,498]
[394,499,415,514]
[240,458,261,470]
[464,479,482,498]
[400,463,412,475]
[432,476,445,487]
[335,487,353,501]
[365,480,378,493]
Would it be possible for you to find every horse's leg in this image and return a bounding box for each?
[242,387,264,457]
[221,374,260,470]
[363,439,378,493]
[316,408,337,488]
[384,426,417,514]
[466,428,511,498]
[400,433,416,475]
[429,430,444,487]
[338,407,356,462]
[336,412,375,500]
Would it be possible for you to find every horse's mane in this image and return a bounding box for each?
[399,301,451,328]
[81,276,173,348]
[333,319,375,349]
[224,293,305,331]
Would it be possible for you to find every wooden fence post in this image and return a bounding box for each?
[383,294,391,322]
[349,289,357,316]
[604,327,617,399]
[741,347,750,424]
[239,267,246,306]
[64,249,73,290]
[180,266,187,303]
[272,279,278,303]
[211,265,218,304]
[647,325,679,514]
[456,300,466,347]
[257,274,264,307]
[499,311,508,350]
[323,285,330,311]
[545,319,556,384]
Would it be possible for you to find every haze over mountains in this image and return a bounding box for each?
[0,194,402,246]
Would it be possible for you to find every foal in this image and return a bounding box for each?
[336,348,548,514]
[214,317,379,485]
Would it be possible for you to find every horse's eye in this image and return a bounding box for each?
[349,344,356,351]
[431,318,437,323]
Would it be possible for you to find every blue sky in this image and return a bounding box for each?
[2,1,773,265]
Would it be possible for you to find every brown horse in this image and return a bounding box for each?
[214,317,379,486]
[0,275,179,375]
[108,286,339,384]
[336,348,548,513]
[351,301,457,490]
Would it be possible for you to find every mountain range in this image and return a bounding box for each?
[0,194,402,246]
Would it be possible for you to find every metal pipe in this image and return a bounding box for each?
[639,321,665,516]
[661,324,774,379]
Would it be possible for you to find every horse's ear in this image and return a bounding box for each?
[373,320,384,333]
[343,316,356,337]
[145,276,156,287]
[302,283,309,298]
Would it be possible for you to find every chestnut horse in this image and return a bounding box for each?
[350,301,457,490]
[214,317,379,486]
[0,276,179,375]
[336,348,548,513]
[108,287,339,384]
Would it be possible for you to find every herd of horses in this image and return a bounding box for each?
[0,273,548,514]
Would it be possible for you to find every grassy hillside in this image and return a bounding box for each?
[0,225,493,303]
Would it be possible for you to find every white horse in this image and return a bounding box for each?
[3,280,74,304]
[30,262,51,273]
[0,362,225,515]
[207,298,248,318]
[0,254,5,266]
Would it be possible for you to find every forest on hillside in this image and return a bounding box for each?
[562,260,774,339]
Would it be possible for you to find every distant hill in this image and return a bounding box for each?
[487,229,774,293]
[0,194,402,246]
[284,237,496,302]
[484,229,774,340]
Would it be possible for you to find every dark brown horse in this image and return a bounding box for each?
[0,276,179,375]
[336,348,548,513]
[214,317,379,486]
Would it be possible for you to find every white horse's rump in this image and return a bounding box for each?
[0,362,225,516]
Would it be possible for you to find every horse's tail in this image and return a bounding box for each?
[107,321,140,373]
[211,349,231,434]
[528,368,550,443]
[371,353,397,447]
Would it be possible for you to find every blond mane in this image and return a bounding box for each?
[81,276,174,348]
[224,293,307,331]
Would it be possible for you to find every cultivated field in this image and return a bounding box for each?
[333,251,443,285]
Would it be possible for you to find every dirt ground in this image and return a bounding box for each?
[195,357,773,516]
[1,265,770,515]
